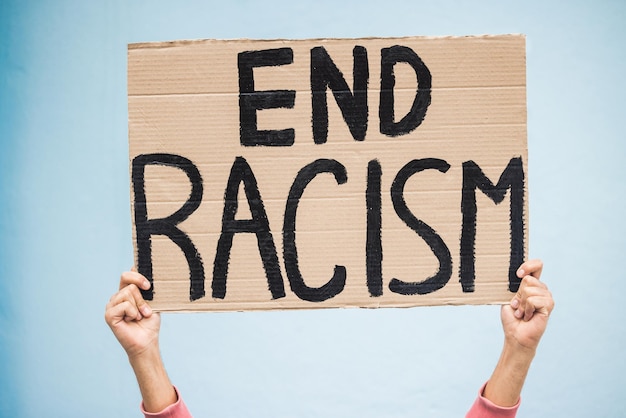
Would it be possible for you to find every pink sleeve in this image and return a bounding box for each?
[465,382,519,418]
[140,386,193,418]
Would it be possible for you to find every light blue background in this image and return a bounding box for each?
[1,1,624,417]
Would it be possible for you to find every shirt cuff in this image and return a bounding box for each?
[467,382,520,418]
[140,386,193,418]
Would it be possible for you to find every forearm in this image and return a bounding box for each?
[128,343,178,413]
[483,340,536,407]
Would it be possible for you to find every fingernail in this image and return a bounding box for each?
[517,268,525,278]
[514,309,523,319]
[141,305,152,316]
[511,298,519,309]
[143,280,150,289]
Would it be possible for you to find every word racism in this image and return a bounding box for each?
[128,35,528,311]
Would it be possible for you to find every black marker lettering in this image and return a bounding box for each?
[460,157,525,293]
[311,46,369,143]
[213,157,285,299]
[389,158,452,295]
[238,48,296,146]
[132,153,205,301]
[283,159,348,302]
[379,45,431,137]
[366,159,383,296]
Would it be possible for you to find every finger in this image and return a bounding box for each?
[523,294,554,321]
[512,275,544,303]
[109,283,153,319]
[107,288,142,321]
[513,277,554,320]
[510,275,533,310]
[514,293,536,320]
[119,271,151,291]
[516,259,543,280]
[511,275,548,317]
[523,295,536,321]
[105,299,141,326]
[118,272,153,317]
[520,275,547,292]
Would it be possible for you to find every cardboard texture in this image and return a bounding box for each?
[128,35,528,312]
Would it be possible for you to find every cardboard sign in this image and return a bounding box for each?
[128,35,528,312]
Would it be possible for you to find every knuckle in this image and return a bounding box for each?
[121,283,138,297]
[120,271,140,289]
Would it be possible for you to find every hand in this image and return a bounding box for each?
[481,259,555,408]
[105,271,179,413]
[501,259,554,352]
[104,271,160,359]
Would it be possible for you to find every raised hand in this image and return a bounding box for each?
[105,271,160,358]
[481,259,555,408]
[501,259,554,352]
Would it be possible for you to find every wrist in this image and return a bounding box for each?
[127,338,161,368]
[483,339,536,407]
[128,341,177,413]
[503,336,537,360]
